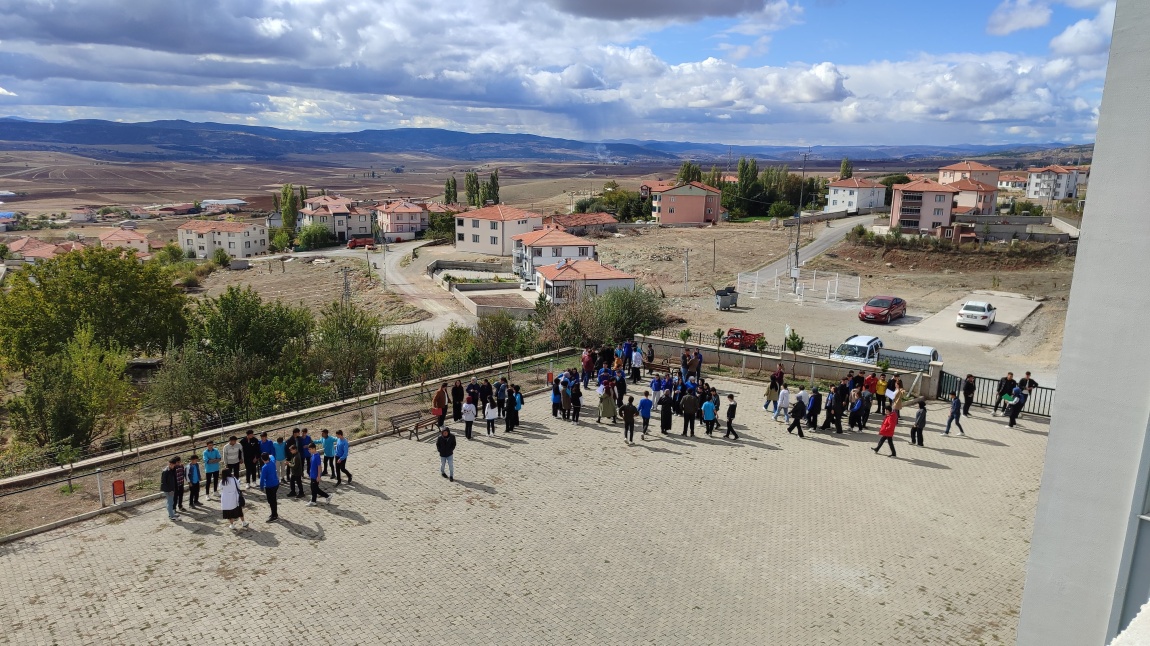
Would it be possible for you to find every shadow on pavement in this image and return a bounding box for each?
[902,458,951,469]
[455,479,497,494]
[276,518,325,541]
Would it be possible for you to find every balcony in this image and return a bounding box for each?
[901,192,923,203]
[898,219,920,229]
[899,207,921,216]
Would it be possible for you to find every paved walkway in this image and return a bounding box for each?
[0,378,1045,644]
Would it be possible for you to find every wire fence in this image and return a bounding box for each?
[0,350,580,538]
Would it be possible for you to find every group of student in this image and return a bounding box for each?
[158,427,352,529]
[432,378,526,439]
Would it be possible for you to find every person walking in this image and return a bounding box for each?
[891,382,906,423]
[160,456,182,521]
[875,373,888,414]
[806,387,822,431]
[786,397,806,438]
[774,385,791,423]
[723,394,739,440]
[620,396,638,444]
[451,380,464,422]
[560,378,572,421]
[241,430,261,489]
[484,399,498,436]
[657,392,674,435]
[570,381,582,424]
[202,440,222,499]
[764,376,780,414]
[186,454,202,509]
[681,389,699,437]
[819,388,836,432]
[631,346,644,384]
[1007,386,1027,428]
[437,427,456,482]
[962,374,977,417]
[874,412,897,457]
[461,396,477,440]
[1017,372,1039,421]
[320,429,336,477]
[219,467,247,529]
[307,443,330,506]
[910,400,927,447]
[944,391,965,436]
[993,372,1016,417]
[496,378,509,418]
[480,379,493,413]
[550,378,562,418]
[597,380,618,424]
[259,453,279,522]
[638,391,653,437]
[433,383,450,431]
[173,452,187,512]
[273,436,287,479]
[701,396,717,436]
[334,430,352,485]
[286,443,305,498]
[222,436,243,489]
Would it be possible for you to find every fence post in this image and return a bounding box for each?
[96,468,105,508]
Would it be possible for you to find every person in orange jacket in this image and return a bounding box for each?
[873,411,898,457]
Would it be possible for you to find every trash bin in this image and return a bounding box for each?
[715,292,735,311]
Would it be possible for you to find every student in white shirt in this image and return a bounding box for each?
[484,401,498,437]
[775,386,791,423]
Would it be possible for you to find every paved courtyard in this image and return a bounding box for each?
[0,378,1046,645]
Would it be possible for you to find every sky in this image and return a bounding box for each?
[0,0,1117,146]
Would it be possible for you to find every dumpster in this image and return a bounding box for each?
[715,290,735,311]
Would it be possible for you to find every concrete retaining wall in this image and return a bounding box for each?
[425,258,513,277]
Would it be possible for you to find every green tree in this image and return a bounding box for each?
[676,161,703,184]
[155,242,186,265]
[784,328,805,378]
[879,174,911,206]
[444,175,457,204]
[313,301,384,394]
[0,243,8,260]
[735,157,766,218]
[465,172,481,207]
[0,246,188,369]
[768,201,794,220]
[8,326,135,450]
[299,185,308,202]
[193,286,313,362]
[211,248,231,267]
[271,227,292,251]
[704,165,724,190]
[840,157,853,179]
[297,223,332,250]
[280,183,299,236]
[485,168,500,204]
[427,211,456,241]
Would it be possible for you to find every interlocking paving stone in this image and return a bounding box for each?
[0,379,1044,645]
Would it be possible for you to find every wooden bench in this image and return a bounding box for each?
[389,411,438,440]
[643,358,676,376]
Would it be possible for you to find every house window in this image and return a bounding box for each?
[935,195,945,203]
[669,208,675,214]
[578,247,588,256]
[457,218,464,227]
[832,200,838,206]
[198,245,205,251]
[321,216,328,222]
[849,190,855,196]
[472,220,479,228]
[934,208,943,216]
[197,233,204,239]
[228,242,235,249]
[532,248,542,257]
[706,208,712,214]
[490,222,498,230]
[944,229,954,239]
[228,233,235,238]
[359,227,367,233]
[552,247,562,257]
[457,233,464,241]
[490,236,498,245]
[245,241,251,248]
[260,239,266,246]
[670,197,676,203]
[472,234,479,243]
[848,202,854,207]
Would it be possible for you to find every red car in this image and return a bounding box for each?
[859,295,907,324]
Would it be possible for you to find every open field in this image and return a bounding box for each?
[200,256,429,325]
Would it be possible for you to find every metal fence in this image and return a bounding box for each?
[936,371,1056,417]
[735,268,861,303]
[0,351,577,538]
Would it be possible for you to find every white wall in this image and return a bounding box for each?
[516,244,595,279]
[455,216,541,256]
[1018,2,1150,643]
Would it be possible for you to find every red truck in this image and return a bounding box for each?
[347,237,374,249]
[723,328,764,351]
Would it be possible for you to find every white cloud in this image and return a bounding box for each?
[0,86,15,96]
[987,0,1053,35]
[1050,1,1115,56]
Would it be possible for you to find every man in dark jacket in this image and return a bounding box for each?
[680,391,699,437]
[723,394,738,440]
[787,398,807,438]
[806,387,822,430]
[160,456,181,521]
[437,428,456,482]
[286,443,305,497]
[962,374,977,417]
[993,372,1016,416]
[240,430,261,488]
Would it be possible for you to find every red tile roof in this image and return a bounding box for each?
[511,229,596,247]
[642,181,721,194]
[828,178,886,189]
[948,178,997,192]
[54,241,87,253]
[1028,165,1075,174]
[535,259,634,282]
[178,220,254,234]
[376,200,425,214]
[6,236,55,255]
[543,212,618,228]
[939,160,1000,172]
[99,229,148,243]
[894,178,961,193]
[461,204,542,222]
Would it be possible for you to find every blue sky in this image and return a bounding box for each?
[0,0,1116,145]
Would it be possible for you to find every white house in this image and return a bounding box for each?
[178,220,268,259]
[374,200,428,242]
[998,173,1028,191]
[511,228,598,282]
[454,204,543,256]
[824,178,887,213]
[1027,165,1081,201]
[297,195,373,242]
[534,259,636,304]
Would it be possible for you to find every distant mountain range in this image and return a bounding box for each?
[0,117,1085,164]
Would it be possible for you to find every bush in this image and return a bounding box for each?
[297,223,333,250]
[193,261,218,279]
[179,275,201,288]
[211,248,231,267]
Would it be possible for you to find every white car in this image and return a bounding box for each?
[956,301,996,330]
[830,334,884,365]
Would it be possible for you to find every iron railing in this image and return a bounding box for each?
[936,371,1055,417]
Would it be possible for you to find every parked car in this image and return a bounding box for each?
[956,301,996,330]
[904,346,941,363]
[858,295,906,324]
[830,334,884,365]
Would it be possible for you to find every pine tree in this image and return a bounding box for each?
[840,158,853,179]
[465,172,480,207]
[280,183,299,236]
[676,161,702,184]
[300,185,309,202]
[444,176,457,204]
[704,165,723,189]
[487,169,500,204]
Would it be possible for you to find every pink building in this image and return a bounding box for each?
[374,200,428,242]
[640,181,723,224]
[890,178,960,233]
[938,160,1001,187]
[949,178,999,216]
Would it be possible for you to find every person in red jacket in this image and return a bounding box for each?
[873,411,898,457]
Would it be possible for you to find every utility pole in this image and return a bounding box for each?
[684,248,689,295]
[713,239,716,272]
[794,147,811,294]
[339,267,351,306]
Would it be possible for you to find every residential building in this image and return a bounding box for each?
[4,236,83,262]
[640,181,723,224]
[453,205,543,256]
[297,195,373,242]
[0,214,14,232]
[937,160,1001,187]
[998,173,1029,191]
[889,178,960,233]
[824,178,887,213]
[156,203,196,216]
[534,259,636,304]
[374,200,428,242]
[178,220,268,259]
[511,228,598,282]
[948,178,999,216]
[1018,4,1150,643]
[99,228,149,254]
[541,212,618,232]
[1026,165,1081,201]
[68,207,94,222]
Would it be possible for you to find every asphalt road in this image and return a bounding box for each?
[742,213,874,282]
